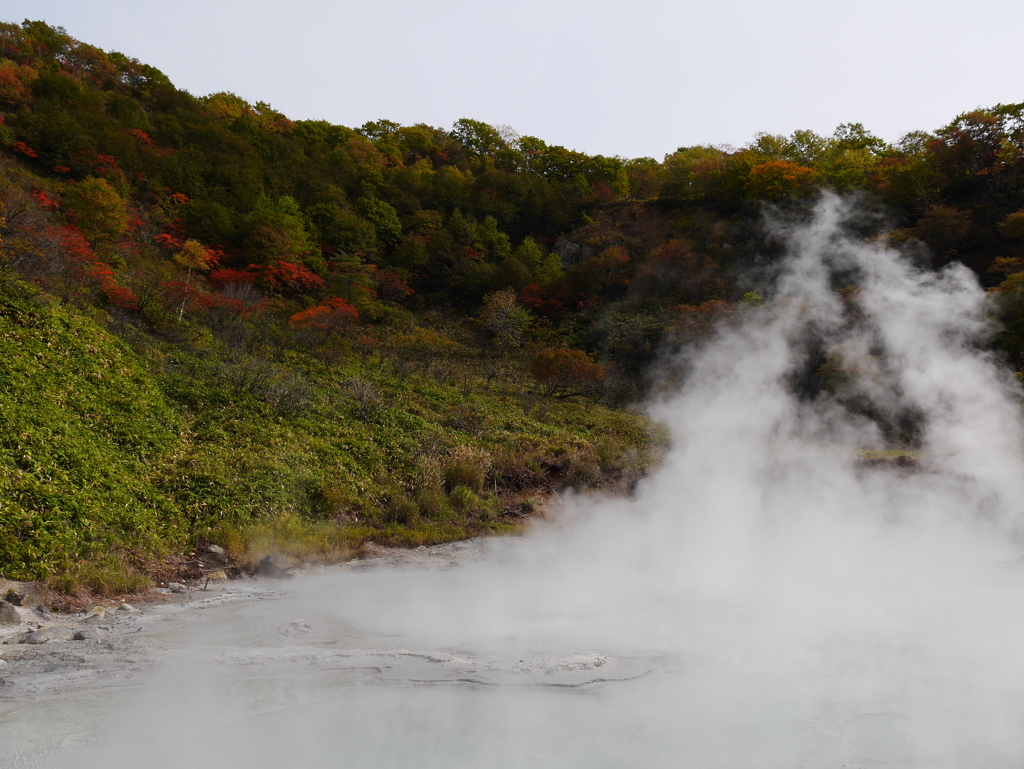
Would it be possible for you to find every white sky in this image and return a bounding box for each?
[3,0,1022,160]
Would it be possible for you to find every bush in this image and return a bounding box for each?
[48,557,152,597]
[443,445,492,491]
[385,492,420,525]
[529,348,605,399]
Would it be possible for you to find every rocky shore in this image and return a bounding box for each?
[0,539,497,705]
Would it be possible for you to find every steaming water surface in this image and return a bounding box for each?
[6,196,1024,767]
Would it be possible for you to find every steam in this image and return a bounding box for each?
[21,195,1024,767]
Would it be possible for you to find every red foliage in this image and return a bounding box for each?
[93,154,119,174]
[52,225,138,310]
[12,142,37,158]
[289,296,360,336]
[371,267,413,302]
[30,189,59,212]
[153,233,184,251]
[208,268,258,290]
[168,192,189,205]
[53,165,72,174]
[256,260,325,294]
[126,128,155,147]
[519,282,598,315]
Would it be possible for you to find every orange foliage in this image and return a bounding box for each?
[529,348,605,398]
[256,260,325,294]
[289,296,360,336]
[0,62,33,104]
[745,160,820,201]
[126,128,155,147]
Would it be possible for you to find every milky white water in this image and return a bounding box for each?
[4,195,1024,768]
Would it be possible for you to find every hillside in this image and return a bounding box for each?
[1,19,1024,593]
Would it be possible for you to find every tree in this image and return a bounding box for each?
[659,146,728,202]
[907,205,973,260]
[529,348,605,398]
[353,197,401,248]
[744,160,820,201]
[242,195,319,269]
[451,118,504,158]
[172,238,217,319]
[288,296,360,347]
[478,289,530,353]
[999,209,1024,242]
[60,177,128,247]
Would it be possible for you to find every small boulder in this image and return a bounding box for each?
[256,554,296,579]
[4,589,38,609]
[206,544,227,557]
[167,582,188,593]
[0,659,8,669]
[24,626,74,644]
[72,627,105,641]
[118,603,138,613]
[0,603,21,626]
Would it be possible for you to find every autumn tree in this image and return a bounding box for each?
[478,289,530,354]
[288,296,360,348]
[529,348,605,398]
[744,160,820,202]
[171,238,218,319]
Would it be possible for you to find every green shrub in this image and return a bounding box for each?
[48,557,153,597]
[385,492,420,525]
[449,485,482,511]
[443,445,492,492]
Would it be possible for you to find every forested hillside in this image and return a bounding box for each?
[1,19,1023,592]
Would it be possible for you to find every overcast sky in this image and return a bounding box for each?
[3,0,1021,159]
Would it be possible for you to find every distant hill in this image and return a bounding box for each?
[1,19,1022,593]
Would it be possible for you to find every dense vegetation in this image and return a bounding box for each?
[1,19,1023,590]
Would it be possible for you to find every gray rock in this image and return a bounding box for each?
[4,588,38,608]
[205,544,227,557]
[24,626,74,644]
[72,627,105,641]
[552,237,593,269]
[152,587,172,595]
[256,554,296,579]
[167,582,187,593]
[84,614,108,625]
[0,602,21,625]
[0,659,7,669]
[35,605,53,619]
[118,603,138,613]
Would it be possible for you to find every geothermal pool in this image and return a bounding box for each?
[4,537,1024,769]
[6,195,1024,767]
